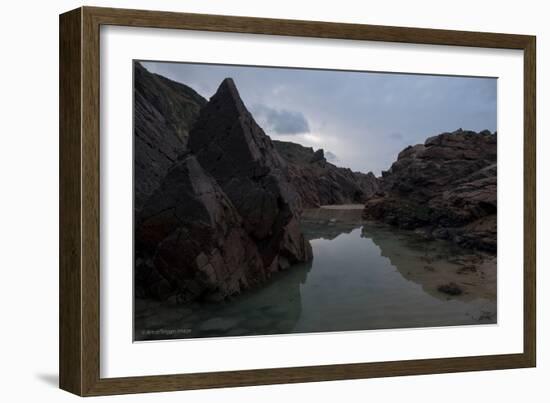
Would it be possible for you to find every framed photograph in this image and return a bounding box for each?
[59,6,536,396]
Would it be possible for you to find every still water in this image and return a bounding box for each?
[135,207,496,341]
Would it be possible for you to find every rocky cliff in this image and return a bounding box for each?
[134,62,206,211]
[273,140,379,207]
[363,129,497,253]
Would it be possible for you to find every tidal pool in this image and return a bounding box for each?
[134,206,496,341]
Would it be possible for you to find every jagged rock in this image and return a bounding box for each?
[310,148,325,163]
[188,78,312,270]
[134,62,206,211]
[135,154,266,302]
[363,130,497,252]
[273,140,379,207]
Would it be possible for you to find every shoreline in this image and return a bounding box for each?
[319,204,365,210]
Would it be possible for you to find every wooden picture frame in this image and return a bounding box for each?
[59,6,536,396]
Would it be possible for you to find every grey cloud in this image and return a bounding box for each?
[141,61,496,175]
[250,104,310,135]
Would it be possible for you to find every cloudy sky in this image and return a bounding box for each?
[141,61,497,175]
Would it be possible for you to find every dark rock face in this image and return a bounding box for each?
[363,129,497,252]
[135,154,266,302]
[134,62,206,211]
[273,140,379,207]
[189,78,312,271]
[134,74,314,304]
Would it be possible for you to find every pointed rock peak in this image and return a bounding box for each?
[208,77,247,112]
[218,77,238,93]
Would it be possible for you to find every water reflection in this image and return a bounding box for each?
[300,207,364,241]
[135,207,496,341]
[362,223,497,303]
[135,254,313,340]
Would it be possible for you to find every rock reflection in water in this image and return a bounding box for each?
[135,257,312,340]
[361,223,497,303]
[300,207,364,241]
[134,206,496,341]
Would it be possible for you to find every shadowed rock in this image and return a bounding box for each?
[273,140,379,208]
[135,154,266,303]
[189,78,312,270]
[134,62,206,212]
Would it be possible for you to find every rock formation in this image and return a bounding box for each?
[135,77,313,303]
[363,129,497,252]
[133,69,385,303]
[273,140,379,207]
[189,78,312,272]
[135,154,267,302]
[134,62,206,211]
